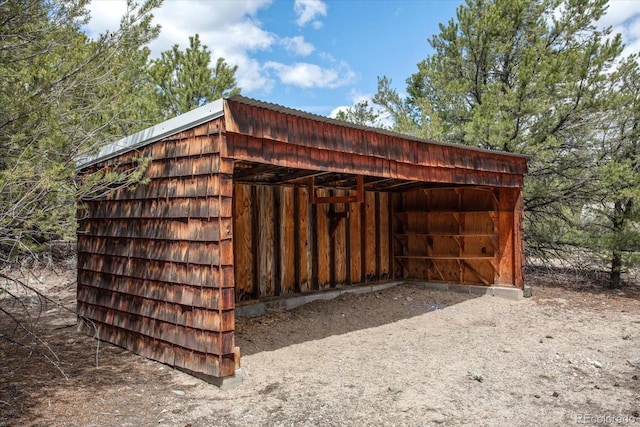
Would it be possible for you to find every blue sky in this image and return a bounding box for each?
[85,0,640,118]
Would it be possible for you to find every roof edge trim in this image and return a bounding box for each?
[75,98,224,170]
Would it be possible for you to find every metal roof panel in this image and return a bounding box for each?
[76,99,224,170]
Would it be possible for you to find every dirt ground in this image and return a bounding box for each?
[1,265,639,427]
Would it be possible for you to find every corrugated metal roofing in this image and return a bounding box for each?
[75,99,224,170]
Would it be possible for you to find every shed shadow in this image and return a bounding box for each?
[235,282,482,356]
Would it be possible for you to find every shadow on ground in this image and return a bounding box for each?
[0,280,481,425]
[235,282,480,356]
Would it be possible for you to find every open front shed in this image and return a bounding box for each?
[76,95,527,387]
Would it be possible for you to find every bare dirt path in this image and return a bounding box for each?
[1,267,639,426]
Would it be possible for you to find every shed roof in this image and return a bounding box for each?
[77,96,526,171]
[227,96,527,161]
[76,99,224,169]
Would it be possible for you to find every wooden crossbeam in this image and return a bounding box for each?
[234,163,282,180]
[309,174,364,204]
[277,170,331,184]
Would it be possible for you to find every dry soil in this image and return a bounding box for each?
[1,266,639,426]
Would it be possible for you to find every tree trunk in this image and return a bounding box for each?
[610,249,622,289]
[609,200,630,289]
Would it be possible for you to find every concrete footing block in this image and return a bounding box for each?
[492,286,523,301]
[236,280,525,320]
[212,369,243,390]
[235,303,266,317]
[177,368,243,390]
[467,285,494,296]
[408,281,523,301]
[236,281,406,317]
[423,282,449,291]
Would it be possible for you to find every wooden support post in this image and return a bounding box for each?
[328,211,349,238]
[345,202,352,286]
[360,193,367,283]
[462,260,491,286]
[388,192,394,279]
[374,191,381,281]
[311,196,319,290]
[250,185,260,299]
[273,187,281,296]
[329,191,336,288]
[293,187,301,293]
[309,175,365,204]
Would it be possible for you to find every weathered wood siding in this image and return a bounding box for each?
[224,98,527,188]
[77,119,237,378]
[233,184,394,301]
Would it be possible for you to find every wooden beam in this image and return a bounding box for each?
[365,177,395,188]
[293,187,301,293]
[329,192,336,288]
[273,187,281,296]
[345,202,352,286]
[251,185,260,299]
[310,175,365,204]
[234,163,282,180]
[314,173,352,186]
[360,193,367,283]
[461,260,491,286]
[374,192,381,281]
[328,211,349,238]
[388,192,394,279]
[276,170,330,184]
[311,196,319,290]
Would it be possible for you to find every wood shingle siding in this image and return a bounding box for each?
[77,118,237,379]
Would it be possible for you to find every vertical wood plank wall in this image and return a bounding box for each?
[233,184,394,301]
[77,119,237,378]
[395,187,523,287]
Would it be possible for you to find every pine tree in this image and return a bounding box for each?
[373,0,623,265]
[581,56,640,287]
[334,100,382,127]
[148,34,241,118]
[0,0,162,260]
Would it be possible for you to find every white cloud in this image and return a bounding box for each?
[83,0,354,96]
[598,1,640,58]
[236,57,275,93]
[281,36,315,56]
[85,0,276,93]
[84,1,130,35]
[598,1,640,28]
[329,105,349,118]
[330,90,369,118]
[265,61,356,89]
[294,0,327,28]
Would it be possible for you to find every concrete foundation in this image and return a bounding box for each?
[412,281,523,301]
[179,368,243,390]
[235,280,403,317]
[236,280,523,318]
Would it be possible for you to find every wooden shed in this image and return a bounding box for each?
[76,95,527,387]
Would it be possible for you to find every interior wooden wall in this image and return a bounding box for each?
[77,119,237,378]
[233,183,395,302]
[395,187,521,286]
